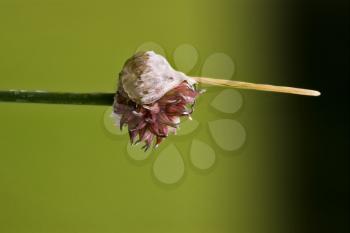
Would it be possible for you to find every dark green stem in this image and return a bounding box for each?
[0,90,115,106]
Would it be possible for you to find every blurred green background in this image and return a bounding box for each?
[0,0,306,232]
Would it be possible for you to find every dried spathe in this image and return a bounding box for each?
[113,51,320,151]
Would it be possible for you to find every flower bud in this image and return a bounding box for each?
[113,51,200,150]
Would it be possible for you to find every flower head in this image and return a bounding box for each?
[113,51,201,150]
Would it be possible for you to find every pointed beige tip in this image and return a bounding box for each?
[190,76,321,97]
[313,91,321,96]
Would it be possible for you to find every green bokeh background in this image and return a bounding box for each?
[0,0,299,232]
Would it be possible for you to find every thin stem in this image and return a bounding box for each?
[190,77,321,96]
[0,90,115,106]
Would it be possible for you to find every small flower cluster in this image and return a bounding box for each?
[114,81,200,150]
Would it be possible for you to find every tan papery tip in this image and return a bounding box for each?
[190,76,321,97]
